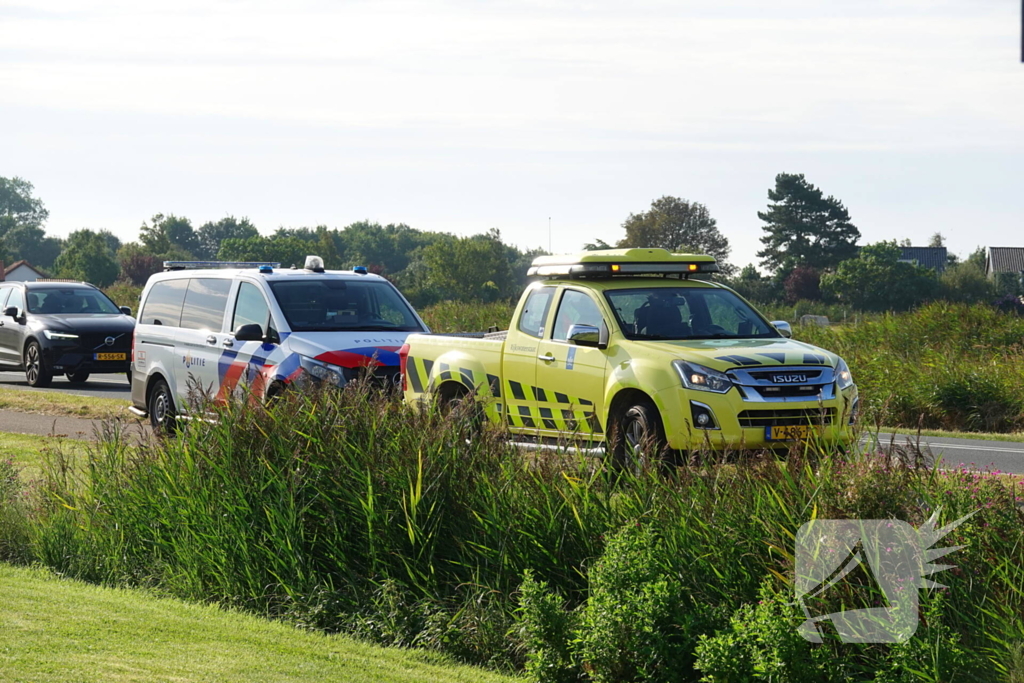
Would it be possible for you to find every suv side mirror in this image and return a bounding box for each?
[119,306,132,316]
[771,321,792,338]
[234,323,265,342]
[568,323,609,349]
[3,306,19,319]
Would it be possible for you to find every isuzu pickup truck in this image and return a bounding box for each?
[400,249,858,465]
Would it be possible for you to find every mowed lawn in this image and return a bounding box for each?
[0,564,516,683]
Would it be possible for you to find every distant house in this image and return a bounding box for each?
[985,247,1024,281]
[1,260,48,282]
[898,246,948,272]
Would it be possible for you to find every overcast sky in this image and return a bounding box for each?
[2,0,1021,269]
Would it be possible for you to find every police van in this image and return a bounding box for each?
[130,256,429,431]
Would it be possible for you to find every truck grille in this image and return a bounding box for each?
[737,408,836,428]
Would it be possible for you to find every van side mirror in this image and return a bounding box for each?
[771,321,792,338]
[567,323,609,349]
[234,323,265,342]
[119,306,132,316]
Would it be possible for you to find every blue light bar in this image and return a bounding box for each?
[163,261,282,271]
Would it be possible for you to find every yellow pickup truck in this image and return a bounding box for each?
[400,248,858,466]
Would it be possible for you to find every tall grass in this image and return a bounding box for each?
[9,384,1023,681]
[419,300,518,333]
[794,302,1024,432]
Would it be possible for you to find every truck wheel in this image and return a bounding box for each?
[66,371,91,384]
[611,399,669,474]
[24,341,53,388]
[438,384,484,435]
[148,378,177,434]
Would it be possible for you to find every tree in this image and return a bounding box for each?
[726,264,781,303]
[217,234,311,268]
[583,238,612,251]
[820,241,938,311]
[0,176,48,235]
[53,229,120,287]
[140,213,198,257]
[617,196,734,274]
[195,216,258,260]
[117,243,165,285]
[421,232,515,302]
[0,224,63,269]
[757,173,860,273]
[939,260,995,304]
[928,232,946,248]
[783,266,821,303]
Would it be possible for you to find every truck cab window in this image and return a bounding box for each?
[517,287,554,338]
[552,289,603,341]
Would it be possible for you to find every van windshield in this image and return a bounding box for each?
[604,287,779,341]
[27,288,121,315]
[269,279,424,333]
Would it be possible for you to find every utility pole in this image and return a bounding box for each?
[548,217,551,253]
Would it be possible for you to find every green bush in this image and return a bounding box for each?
[515,570,580,683]
[0,457,31,563]
[694,579,840,683]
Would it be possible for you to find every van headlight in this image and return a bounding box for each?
[673,360,734,394]
[835,358,854,391]
[299,356,347,387]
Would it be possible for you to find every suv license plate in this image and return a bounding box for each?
[767,425,811,441]
[94,352,126,361]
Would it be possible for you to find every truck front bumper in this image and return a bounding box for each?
[652,383,859,451]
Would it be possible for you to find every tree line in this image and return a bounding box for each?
[1,173,1015,313]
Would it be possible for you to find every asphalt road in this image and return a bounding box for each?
[0,370,131,398]
[866,432,1024,475]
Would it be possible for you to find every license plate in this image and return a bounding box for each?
[94,352,126,361]
[767,425,811,441]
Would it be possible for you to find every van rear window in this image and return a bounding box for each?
[180,279,233,331]
[140,279,189,326]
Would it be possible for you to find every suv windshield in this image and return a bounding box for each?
[269,279,424,333]
[604,287,778,341]
[27,288,121,315]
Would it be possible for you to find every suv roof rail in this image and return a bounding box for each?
[162,261,281,271]
[33,278,85,283]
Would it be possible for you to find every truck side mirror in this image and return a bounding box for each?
[771,321,792,338]
[568,323,608,349]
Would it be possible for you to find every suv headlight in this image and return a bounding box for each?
[673,360,734,394]
[43,330,79,340]
[835,358,854,391]
[299,356,347,387]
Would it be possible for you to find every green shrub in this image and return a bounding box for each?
[0,457,31,563]
[694,579,841,683]
[514,570,580,683]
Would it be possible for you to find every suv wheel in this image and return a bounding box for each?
[24,341,53,388]
[148,378,177,433]
[611,399,668,474]
[67,371,91,384]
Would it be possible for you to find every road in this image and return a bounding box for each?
[865,432,1024,475]
[0,370,131,399]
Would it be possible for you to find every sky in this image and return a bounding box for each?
[1,0,1021,270]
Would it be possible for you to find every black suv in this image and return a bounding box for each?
[0,281,135,387]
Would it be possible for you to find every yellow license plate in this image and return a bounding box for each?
[94,352,126,361]
[768,425,811,441]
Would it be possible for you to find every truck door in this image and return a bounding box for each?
[535,287,609,441]
[501,285,556,434]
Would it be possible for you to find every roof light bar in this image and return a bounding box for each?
[163,261,282,271]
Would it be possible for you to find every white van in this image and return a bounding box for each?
[129,257,429,430]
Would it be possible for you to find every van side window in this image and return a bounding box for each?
[140,279,189,326]
[232,282,271,334]
[180,278,233,332]
[517,287,555,338]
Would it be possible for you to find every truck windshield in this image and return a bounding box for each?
[269,279,424,333]
[604,287,779,341]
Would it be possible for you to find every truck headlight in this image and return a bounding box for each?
[673,360,734,394]
[299,356,347,387]
[835,358,854,391]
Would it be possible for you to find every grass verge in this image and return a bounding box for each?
[0,563,513,683]
[0,432,90,482]
[875,426,1024,443]
[0,386,132,420]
